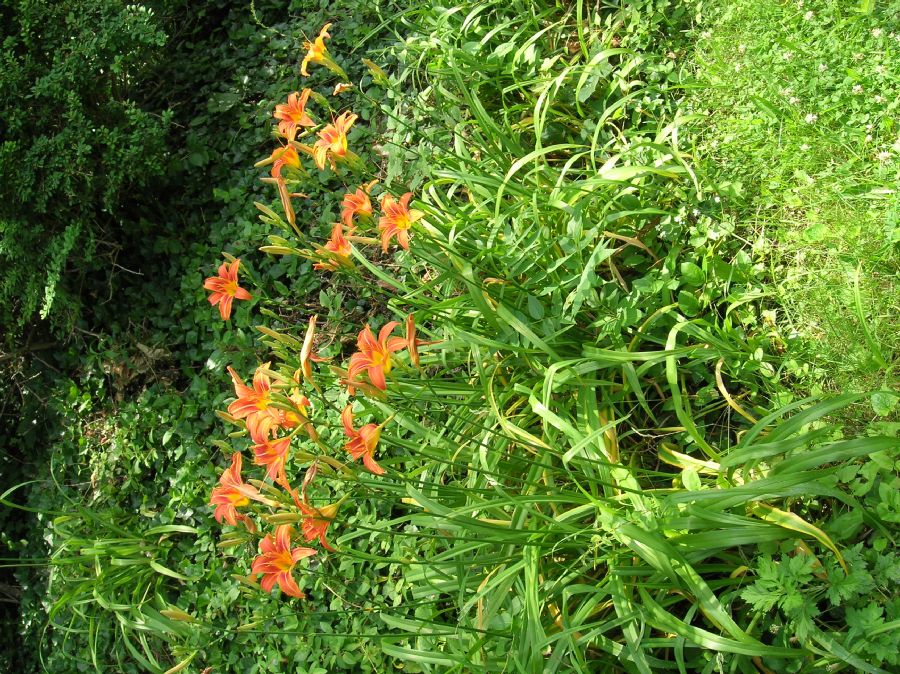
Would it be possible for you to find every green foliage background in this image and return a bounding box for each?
[0,0,897,672]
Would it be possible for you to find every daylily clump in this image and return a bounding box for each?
[206,20,445,607]
[204,259,252,320]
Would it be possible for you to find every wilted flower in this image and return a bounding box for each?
[378,193,424,251]
[296,316,330,394]
[405,314,439,367]
[204,259,252,321]
[251,525,316,598]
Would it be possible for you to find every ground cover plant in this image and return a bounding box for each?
[2,0,898,672]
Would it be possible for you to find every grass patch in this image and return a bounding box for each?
[684,0,899,413]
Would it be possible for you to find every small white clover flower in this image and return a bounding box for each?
[713,195,721,203]
[804,10,813,20]
[701,30,712,39]
[865,134,873,143]
[818,63,828,72]
[854,52,865,61]
[872,28,883,38]
[800,143,811,151]
[789,96,800,105]
[852,84,863,94]
[738,44,746,54]
[877,150,892,162]
[783,51,794,60]
[875,95,885,104]
[735,63,743,72]
[805,113,818,124]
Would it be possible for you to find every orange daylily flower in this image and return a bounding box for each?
[227,363,283,443]
[256,145,302,226]
[251,525,316,598]
[274,90,315,140]
[313,223,353,271]
[252,436,293,488]
[332,82,353,96]
[301,23,347,78]
[329,365,385,399]
[296,500,340,551]
[341,405,386,475]
[313,111,357,170]
[204,259,252,320]
[210,452,261,526]
[347,322,407,391]
[283,391,313,427]
[378,193,424,251]
[341,184,374,228]
[268,145,301,179]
